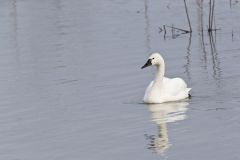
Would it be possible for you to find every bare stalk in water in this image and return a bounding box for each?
[183,0,192,32]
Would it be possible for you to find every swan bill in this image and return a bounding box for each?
[141,59,152,69]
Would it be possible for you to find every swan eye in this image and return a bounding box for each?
[152,58,154,60]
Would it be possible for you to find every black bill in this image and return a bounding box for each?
[141,59,152,69]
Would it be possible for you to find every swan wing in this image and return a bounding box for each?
[163,77,191,100]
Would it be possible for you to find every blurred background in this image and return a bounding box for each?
[0,0,240,159]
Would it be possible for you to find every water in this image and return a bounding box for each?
[0,0,240,159]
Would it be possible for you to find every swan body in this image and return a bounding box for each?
[141,53,191,104]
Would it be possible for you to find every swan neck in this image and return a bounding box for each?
[154,63,165,86]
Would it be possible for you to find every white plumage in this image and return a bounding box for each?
[141,53,191,103]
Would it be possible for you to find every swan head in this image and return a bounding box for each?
[141,53,164,69]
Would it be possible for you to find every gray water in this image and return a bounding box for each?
[0,0,240,159]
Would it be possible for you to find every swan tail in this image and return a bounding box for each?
[186,88,191,92]
[186,88,192,98]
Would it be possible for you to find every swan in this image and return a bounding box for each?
[141,53,191,103]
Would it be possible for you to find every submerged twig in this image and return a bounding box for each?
[164,25,190,33]
[163,25,166,39]
[211,0,215,30]
[208,0,216,32]
[183,0,192,32]
[161,0,191,38]
[171,24,175,38]
[208,0,212,31]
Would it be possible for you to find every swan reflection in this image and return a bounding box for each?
[145,102,189,154]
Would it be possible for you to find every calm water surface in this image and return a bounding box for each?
[0,0,240,159]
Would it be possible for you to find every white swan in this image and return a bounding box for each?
[141,53,191,103]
